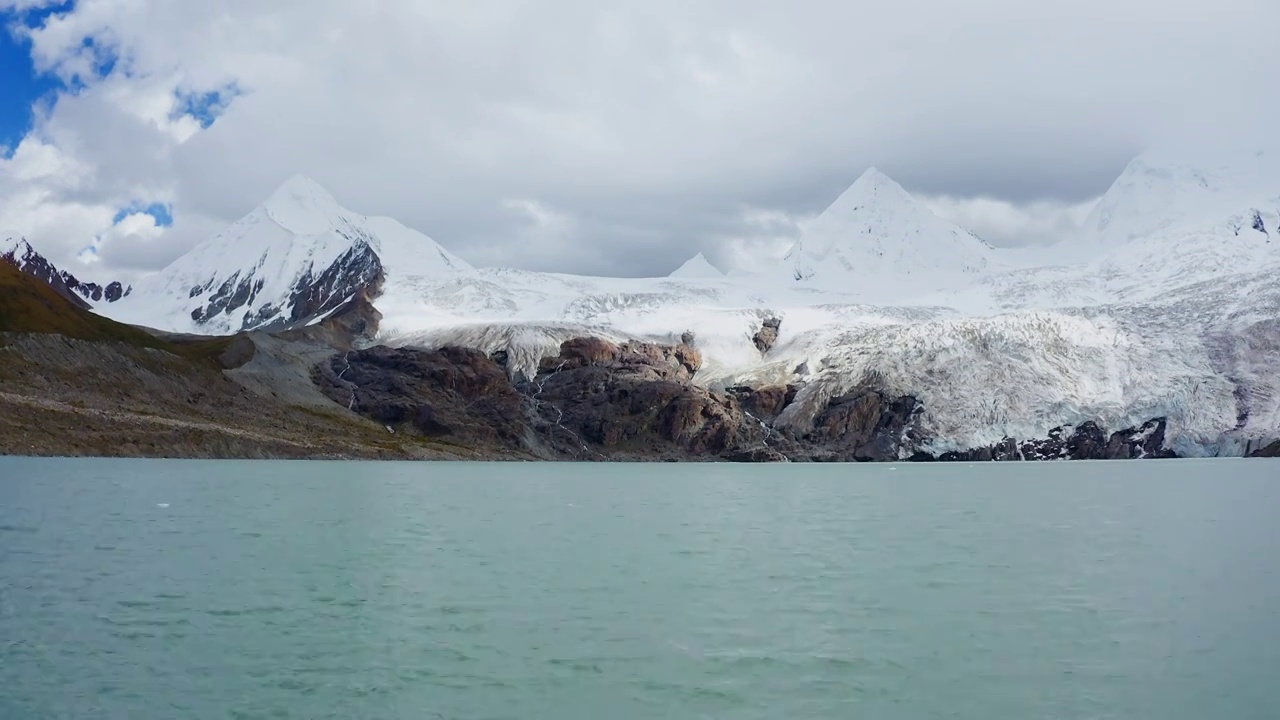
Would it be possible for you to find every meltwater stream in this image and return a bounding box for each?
[1,458,1278,719]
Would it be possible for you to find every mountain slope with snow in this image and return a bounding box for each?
[782,168,998,294]
[668,252,724,279]
[1084,151,1279,245]
[102,176,471,334]
[2,231,130,308]
[49,158,1280,457]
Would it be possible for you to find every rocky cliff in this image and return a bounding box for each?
[310,334,1188,463]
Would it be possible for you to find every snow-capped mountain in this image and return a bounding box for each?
[783,168,997,290]
[1083,151,1279,245]
[2,231,130,308]
[102,175,471,334]
[668,252,724,279]
[43,157,1280,457]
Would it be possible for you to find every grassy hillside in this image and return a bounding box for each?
[0,262,237,363]
[0,262,157,341]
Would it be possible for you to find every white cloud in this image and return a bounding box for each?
[1,0,1278,279]
[476,198,581,272]
[77,209,165,265]
[922,195,1099,248]
[717,207,806,275]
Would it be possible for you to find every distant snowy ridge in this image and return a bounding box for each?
[668,252,724,279]
[2,231,130,307]
[102,175,471,335]
[57,156,1280,456]
[783,168,998,293]
[1084,150,1280,244]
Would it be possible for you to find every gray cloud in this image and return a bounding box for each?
[5,0,1279,277]
[923,195,1099,248]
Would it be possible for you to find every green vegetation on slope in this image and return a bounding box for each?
[0,262,239,365]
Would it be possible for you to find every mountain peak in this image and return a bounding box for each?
[1,232,39,270]
[786,166,992,283]
[668,251,723,279]
[846,166,911,198]
[107,174,472,335]
[852,166,898,189]
[0,232,100,309]
[272,173,337,201]
[810,167,920,233]
[1084,151,1278,242]
[261,174,343,235]
[1,230,31,255]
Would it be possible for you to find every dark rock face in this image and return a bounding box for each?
[314,345,524,447]
[726,384,797,423]
[1250,440,1280,457]
[191,239,383,332]
[277,292,383,351]
[62,274,103,302]
[58,271,130,305]
[802,387,924,461]
[539,337,702,380]
[308,335,1187,463]
[1103,418,1177,459]
[753,317,782,354]
[2,241,91,310]
[280,242,383,329]
[524,338,760,458]
[1252,210,1268,238]
[932,418,1176,462]
[3,240,129,308]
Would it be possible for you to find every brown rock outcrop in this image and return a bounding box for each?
[314,345,524,448]
[524,337,758,459]
[752,317,781,354]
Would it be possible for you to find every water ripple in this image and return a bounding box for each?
[0,458,1277,720]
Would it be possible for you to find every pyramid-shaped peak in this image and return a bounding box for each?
[1,230,30,252]
[261,174,344,235]
[266,174,339,209]
[1,232,37,263]
[823,166,917,215]
[852,166,900,189]
[788,165,993,283]
[669,251,723,278]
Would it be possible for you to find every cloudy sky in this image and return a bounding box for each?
[2,0,1277,281]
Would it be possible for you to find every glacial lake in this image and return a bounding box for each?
[1,458,1278,719]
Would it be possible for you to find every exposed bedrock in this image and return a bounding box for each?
[928,418,1178,462]
[522,337,762,459]
[752,317,782,354]
[313,335,1185,462]
[313,344,526,450]
[190,240,384,331]
[1250,439,1280,458]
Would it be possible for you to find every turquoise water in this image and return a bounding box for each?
[1,458,1278,719]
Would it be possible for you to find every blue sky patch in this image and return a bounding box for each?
[114,202,173,227]
[0,3,75,152]
[175,82,242,129]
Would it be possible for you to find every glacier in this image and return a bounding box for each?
[93,155,1280,457]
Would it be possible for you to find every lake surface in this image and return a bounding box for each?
[1,458,1278,719]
